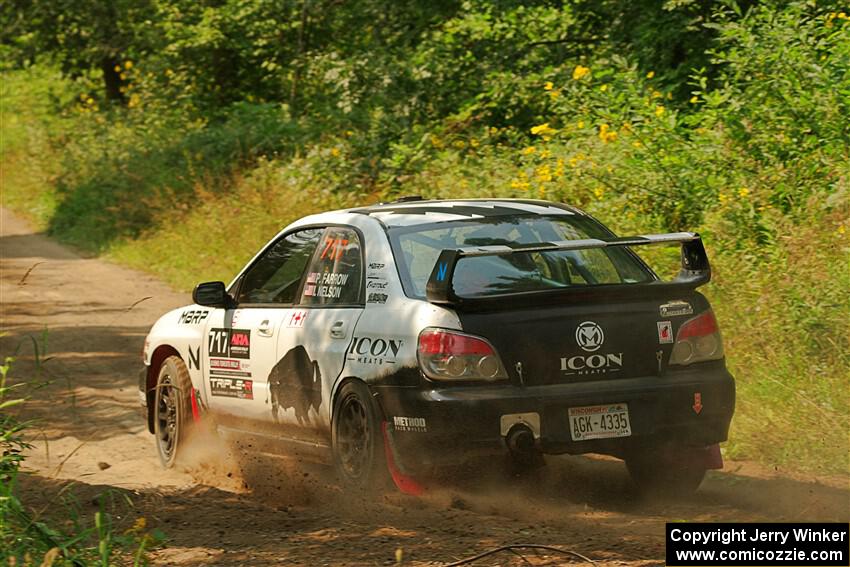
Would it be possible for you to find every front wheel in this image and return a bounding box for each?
[625,449,707,497]
[153,355,193,468]
[331,380,389,491]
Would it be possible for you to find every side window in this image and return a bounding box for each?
[300,227,363,306]
[237,229,323,304]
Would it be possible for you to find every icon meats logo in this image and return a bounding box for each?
[347,336,403,365]
[267,345,321,424]
[208,328,251,359]
[562,321,623,375]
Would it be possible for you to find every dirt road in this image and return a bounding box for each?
[2,207,848,566]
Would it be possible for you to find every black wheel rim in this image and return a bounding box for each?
[156,374,178,460]
[337,394,371,479]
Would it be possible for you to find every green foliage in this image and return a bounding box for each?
[1,1,848,473]
[0,346,166,564]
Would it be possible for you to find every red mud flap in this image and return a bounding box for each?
[190,388,202,424]
[382,421,425,496]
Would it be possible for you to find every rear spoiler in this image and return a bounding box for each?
[425,232,710,307]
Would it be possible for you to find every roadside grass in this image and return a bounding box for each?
[0,341,165,564]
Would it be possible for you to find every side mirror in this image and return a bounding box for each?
[192,281,233,308]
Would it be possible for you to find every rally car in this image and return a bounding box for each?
[140,198,735,495]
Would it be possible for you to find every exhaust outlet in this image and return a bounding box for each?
[506,424,536,455]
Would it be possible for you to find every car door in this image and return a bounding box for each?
[203,228,323,421]
[268,226,365,435]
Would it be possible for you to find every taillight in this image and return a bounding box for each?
[417,328,508,381]
[669,309,724,366]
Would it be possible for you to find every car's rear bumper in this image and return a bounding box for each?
[373,361,735,469]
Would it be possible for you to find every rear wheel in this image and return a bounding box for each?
[331,381,389,491]
[153,355,193,468]
[625,449,707,497]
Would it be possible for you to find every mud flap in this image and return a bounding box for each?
[190,388,202,424]
[679,443,723,470]
[382,421,425,496]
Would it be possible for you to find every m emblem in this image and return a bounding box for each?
[575,321,604,352]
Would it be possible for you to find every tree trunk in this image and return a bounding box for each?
[101,56,124,103]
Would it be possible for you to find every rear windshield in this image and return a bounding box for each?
[389,215,655,299]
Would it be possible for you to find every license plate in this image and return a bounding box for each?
[568,403,632,441]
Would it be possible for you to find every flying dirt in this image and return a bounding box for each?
[1,207,847,566]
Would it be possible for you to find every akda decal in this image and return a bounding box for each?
[266,345,322,424]
[208,328,251,359]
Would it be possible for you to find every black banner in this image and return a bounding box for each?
[666,523,849,566]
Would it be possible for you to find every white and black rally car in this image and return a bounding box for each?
[140,198,735,495]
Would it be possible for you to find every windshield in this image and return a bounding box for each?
[389,215,655,299]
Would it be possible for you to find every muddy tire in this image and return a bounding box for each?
[331,380,390,491]
[153,355,193,468]
[625,451,706,497]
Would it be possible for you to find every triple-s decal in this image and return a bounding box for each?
[561,321,623,375]
[208,328,251,359]
[347,336,403,365]
[210,376,254,399]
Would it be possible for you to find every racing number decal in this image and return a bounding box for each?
[320,237,349,261]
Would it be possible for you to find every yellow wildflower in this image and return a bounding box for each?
[530,123,557,139]
[652,90,662,99]
[539,149,551,159]
[124,61,133,70]
[430,135,444,149]
[86,97,94,105]
[690,96,699,104]
[839,12,848,19]
[738,187,750,198]
[453,140,466,149]
[598,123,618,143]
[536,164,552,183]
[632,141,642,148]
[577,120,585,129]
[511,179,531,191]
[331,147,341,157]
[593,186,605,199]
[572,65,590,81]
[544,81,554,90]
[718,192,729,206]
[646,71,655,79]
[600,84,608,92]
[549,89,560,100]
[470,138,479,148]
[114,65,121,73]
[655,105,666,118]
[521,146,537,155]
[837,225,846,235]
